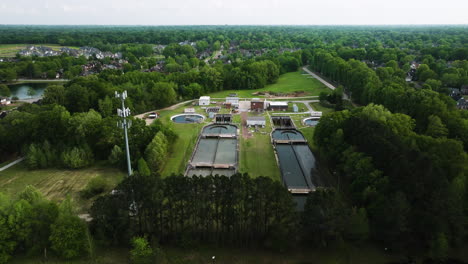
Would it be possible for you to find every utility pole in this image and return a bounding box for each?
[116,90,132,177]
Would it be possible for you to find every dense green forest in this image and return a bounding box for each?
[0,25,467,263]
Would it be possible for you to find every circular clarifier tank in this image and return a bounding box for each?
[171,114,205,123]
[302,117,320,126]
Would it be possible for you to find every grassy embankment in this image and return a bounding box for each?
[0,44,79,57]
[156,104,208,176]
[206,71,330,98]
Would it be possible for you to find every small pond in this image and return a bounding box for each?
[7,83,49,100]
[303,118,320,126]
[171,114,205,123]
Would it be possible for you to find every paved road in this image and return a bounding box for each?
[134,99,196,125]
[0,157,24,172]
[291,100,319,112]
[302,66,349,100]
[14,78,69,83]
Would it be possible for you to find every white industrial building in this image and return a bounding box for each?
[225,97,239,106]
[246,116,266,127]
[199,96,211,106]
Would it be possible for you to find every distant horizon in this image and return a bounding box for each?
[1,0,467,26]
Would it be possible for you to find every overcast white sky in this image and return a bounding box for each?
[0,0,467,25]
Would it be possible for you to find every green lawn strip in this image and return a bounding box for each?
[299,126,317,151]
[157,105,208,176]
[309,102,335,114]
[160,122,204,176]
[289,114,312,129]
[0,162,124,212]
[9,246,129,264]
[6,241,406,264]
[239,115,280,180]
[206,71,330,98]
[162,242,399,264]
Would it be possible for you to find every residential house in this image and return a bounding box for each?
[461,85,468,95]
[457,98,468,110]
[0,97,11,105]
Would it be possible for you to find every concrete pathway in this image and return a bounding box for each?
[0,157,24,172]
[302,66,350,100]
[291,100,319,112]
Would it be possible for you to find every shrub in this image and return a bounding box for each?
[61,145,93,169]
[130,237,154,264]
[80,176,108,199]
[108,145,124,167]
[49,214,90,259]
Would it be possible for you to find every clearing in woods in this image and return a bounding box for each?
[206,71,330,98]
[0,162,124,211]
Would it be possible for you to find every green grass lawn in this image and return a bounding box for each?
[162,242,401,264]
[157,106,209,176]
[206,71,330,98]
[9,247,129,264]
[0,162,124,212]
[0,44,79,57]
[11,242,401,264]
[309,102,335,114]
[300,126,317,151]
[160,122,205,176]
[239,114,281,180]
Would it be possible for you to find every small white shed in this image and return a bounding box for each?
[226,97,239,106]
[199,96,211,106]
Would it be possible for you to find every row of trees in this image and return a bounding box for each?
[0,103,176,170]
[91,174,297,249]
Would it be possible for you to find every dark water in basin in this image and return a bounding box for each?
[272,129,306,141]
[172,114,204,123]
[202,124,237,135]
[304,118,319,126]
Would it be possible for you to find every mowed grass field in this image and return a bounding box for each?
[0,162,124,211]
[0,44,79,57]
[206,71,330,98]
